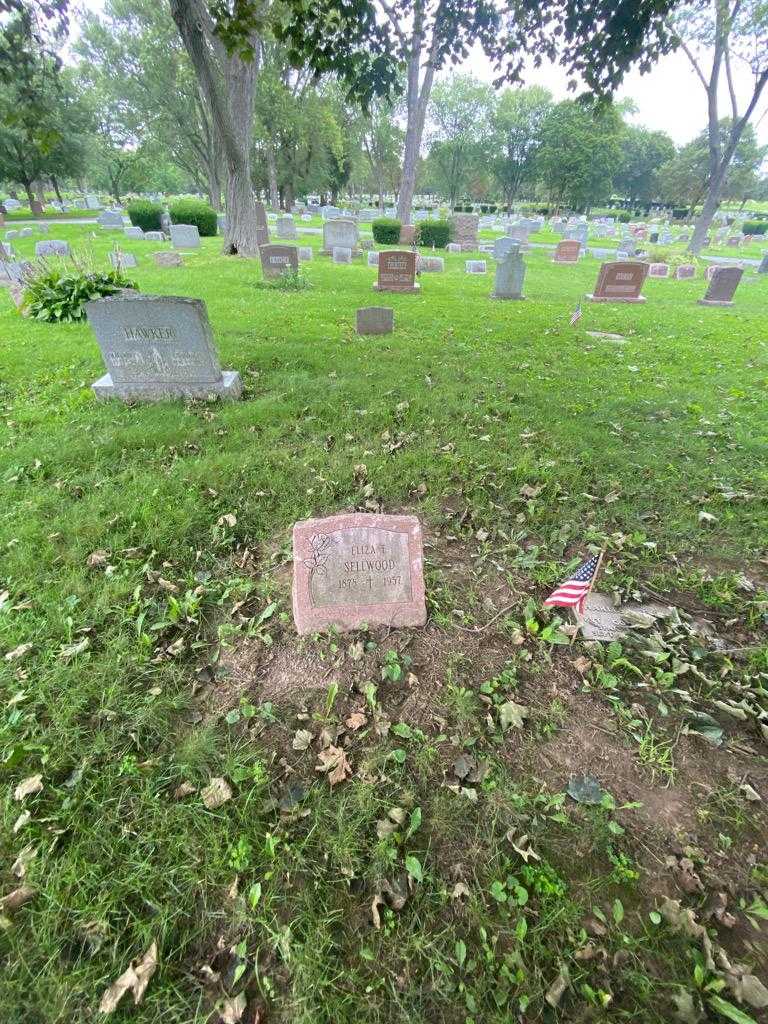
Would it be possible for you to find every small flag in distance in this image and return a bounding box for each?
[543,553,602,615]
[569,303,583,327]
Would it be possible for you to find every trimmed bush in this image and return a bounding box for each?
[743,220,767,235]
[21,265,136,323]
[372,218,401,244]
[127,199,163,232]
[418,219,451,248]
[617,211,632,223]
[169,198,217,237]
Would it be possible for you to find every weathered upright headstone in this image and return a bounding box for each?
[292,512,426,634]
[109,251,138,270]
[758,252,768,274]
[374,250,419,293]
[254,202,269,246]
[356,307,394,336]
[698,266,743,307]
[449,213,479,252]
[170,223,200,249]
[553,240,580,264]
[399,224,417,246]
[446,242,461,254]
[587,261,648,303]
[145,231,165,242]
[322,218,359,255]
[492,242,525,300]
[465,260,486,274]
[333,246,352,264]
[276,215,297,240]
[124,226,145,239]
[35,239,70,257]
[86,293,241,402]
[259,243,299,278]
[30,199,44,216]
[98,210,124,229]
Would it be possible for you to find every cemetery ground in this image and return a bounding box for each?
[1,221,767,1024]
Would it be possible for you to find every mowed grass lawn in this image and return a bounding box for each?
[1,222,767,1024]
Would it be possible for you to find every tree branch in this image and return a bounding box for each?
[379,0,408,51]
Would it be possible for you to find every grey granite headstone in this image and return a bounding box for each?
[298,246,313,260]
[356,306,394,335]
[98,210,124,228]
[124,226,144,239]
[144,231,165,241]
[446,242,461,254]
[758,252,768,274]
[5,230,18,240]
[35,239,70,257]
[276,215,297,240]
[86,293,241,402]
[367,251,380,267]
[492,243,525,300]
[170,223,200,249]
[18,228,33,238]
[493,236,518,260]
[109,251,138,270]
[575,591,673,641]
[465,260,486,274]
[323,218,359,254]
[154,251,183,268]
[333,246,352,264]
[85,195,101,210]
[418,256,444,272]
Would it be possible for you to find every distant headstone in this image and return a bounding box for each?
[333,246,352,264]
[399,224,417,246]
[170,223,200,249]
[84,195,101,210]
[648,263,670,278]
[356,306,394,336]
[360,238,375,251]
[145,231,165,242]
[0,259,29,284]
[124,226,144,239]
[98,210,124,229]
[259,243,299,278]
[465,260,486,274]
[36,223,50,233]
[698,266,743,307]
[87,293,241,402]
[449,213,479,251]
[5,230,18,240]
[321,206,341,220]
[160,213,172,233]
[758,252,768,274]
[109,251,138,270]
[276,215,297,240]
[446,242,461,254]
[35,239,70,257]
[367,250,379,267]
[292,512,426,634]
[553,239,580,264]
[493,236,518,260]
[18,227,33,238]
[418,256,444,272]
[726,236,741,247]
[30,199,44,216]
[587,261,648,303]
[676,264,695,280]
[492,243,525,300]
[298,246,313,261]
[4,198,21,210]
[374,250,419,293]
[323,218,358,255]
[154,251,183,268]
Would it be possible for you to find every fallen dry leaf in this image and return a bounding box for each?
[315,746,351,787]
[345,711,367,732]
[371,892,385,929]
[13,774,42,801]
[99,940,158,1014]
[572,655,592,675]
[291,729,314,751]
[545,966,570,1008]
[87,550,109,569]
[4,643,32,662]
[59,637,90,660]
[219,992,247,1023]
[157,578,178,593]
[173,782,197,800]
[217,513,237,528]
[13,810,31,834]
[0,886,35,912]
[201,778,233,810]
[451,881,470,900]
[519,483,544,499]
[11,844,36,879]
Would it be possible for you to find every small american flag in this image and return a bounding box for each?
[543,553,602,614]
[569,303,582,327]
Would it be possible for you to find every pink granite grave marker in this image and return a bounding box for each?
[292,513,427,634]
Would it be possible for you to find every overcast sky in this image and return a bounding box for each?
[461,44,768,147]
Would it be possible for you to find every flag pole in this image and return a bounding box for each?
[586,549,605,601]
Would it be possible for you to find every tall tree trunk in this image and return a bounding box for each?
[22,181,35,208]
[170,0,260,256]
[397,53,434,224]
[265,144,279,210]
[688,163,728,254]
[51,175,63,203]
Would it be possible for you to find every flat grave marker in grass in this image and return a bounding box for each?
[356,306,394,335]
[374,250,419,293]
[698,266,743,307]
[86,293,242,402]
[648,262,670,278]
[259,243,298,278]
[154,251,182,267]
[576,591,673,641]
[35,239,70,257]
[587,260,648,303]
[292,512,426,634]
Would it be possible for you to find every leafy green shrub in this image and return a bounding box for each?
[743,220,767,235]
[21,263,136,322]
[418,219,451,248]
[127,199,163,232]
[372,218,401,244]
[617,211,632,223]
[169,198,217,236]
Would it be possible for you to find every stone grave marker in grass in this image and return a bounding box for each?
[255,202,270,246]
[170,224,200,250]
[109,251,138,270]
[35,240,70,257]
[276,216,297,240]
[374,250,419,293]
[356,307,394,336]
[587,261,648,303]
[676,264,696,280]
[322,218,359,255]
[465,260,486,274]
[491,244,525,300]
[333,246,352,264]
[259,244,299,279]
[698,267,743,307]
[292,512,426,634]
[553,240,580,263]
[154,251,183,268]
[86,293,242,402]
[648,263,670,278]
